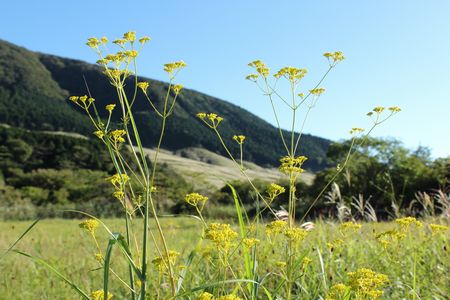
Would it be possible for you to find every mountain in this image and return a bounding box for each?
[0,40,330,170]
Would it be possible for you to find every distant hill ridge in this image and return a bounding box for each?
[0,39,330,170]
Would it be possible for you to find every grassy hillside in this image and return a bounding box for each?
[0,39,330,170]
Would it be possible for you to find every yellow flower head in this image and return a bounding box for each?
[100,37,108,44]
[248,60,269,77]
[91,289,113,300]
[219,295,243,300]
[265,220,288,236]
[242,238,260,248]
[349,127,365,135]
[388,106,401,113]
[233,135,246,144]
[347,268,389,299]
[198,113,224,128]
[373,106,385,114]
[113,39,127,46]
[137,82,149,93]
[339,221,362,233]
[198,292,214,300]
[245,74,259,82]
[93,130,105,139]
[279,155,308,174]
[267,183,286,200]
[429,224,449,236]
[123,31,136,42]
[274,66,307,83]
[172,84,184,94]
[205,223,238,252]
[323,51,345,66]
[139,36,151,44]
[184,192,208,207]
[106,104,116,112]
[69,96,79,103]
[164,60,187,75]
[395,217,423,229]
[86,37,101,49]
[284,227,308,243]
[79,219,99,234]
[110,129,127,144]
[309,87,326,96]
[107,173,130,188]
[326,283,349,300]
[152,250,180,272]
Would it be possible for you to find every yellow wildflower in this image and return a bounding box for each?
[164,60,187,75]
[172,84,184,94]
[325,283,349,300]
[93,130,105,139]
[245,74,259,81]
[242,238,260,248]
[123,31,136,42]
[152,250,179,272]
[349,127,365,135]
[395,217,423,229]
[139,36,151,44]
[110,129,126,144]
[91,289,113,300]
[388,106,401,113]
[267,183,286,200]
[284,227,308,243]
[323,51,345,66]
[309,87,326,96]
[106,104,116,112]
[347,268,389,299]
[94,253,103,263]
[205,223,238,252]
[265,220,288,236]
[79,219,99,234]
[198,292,214,300]
[248,60,269,77]
[137,82,149,93]
[184,193,208,206]
[429,224,448,236]
[372,106,385,114]
[86,37,101,49]
[274,66,307,83]
[279,155,308,174]
[218,295,243,300]
[339,221,362,233]
[233,135,246,144]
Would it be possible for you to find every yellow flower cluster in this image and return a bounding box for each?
[198,292,214,300]
[279,155,308,174]
[284,227,308,243]
[325,283,349,300]
[197,112,224,129]
[395,217,423,229]
[164,60,187,75]
[105,104,116,113]
[107,173,130,189]
[218,295,243,300]
[152,250,180,272]
[265,220,288,236]
[232,135,246,144]
[172,84,184,94]
[327,238,344,251]
[205,223,238,252]
[79,219,99,234]
[267,183,286,200]
[301,257,312,269]
[339,221,362,233]
[137,82,149,93]
[349,127,365,135]
[91,289,113,300]
[110,129,127,144]
[248,60,269,78]
[347,268,389,299]
[93,130,105,139]
[184,192,208,207]
[309,87,326,96]
[429,224,449,236]
[69,95,95,109]
[323,51,345,66]
[242,238,260,248]
[375,230,406,249]
[274,66,308,83]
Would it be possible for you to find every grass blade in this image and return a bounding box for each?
[0,218,39,261]
[13,249,90,299]
[103,233,118,300]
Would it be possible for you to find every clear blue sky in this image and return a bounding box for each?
[2,0,449,158]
